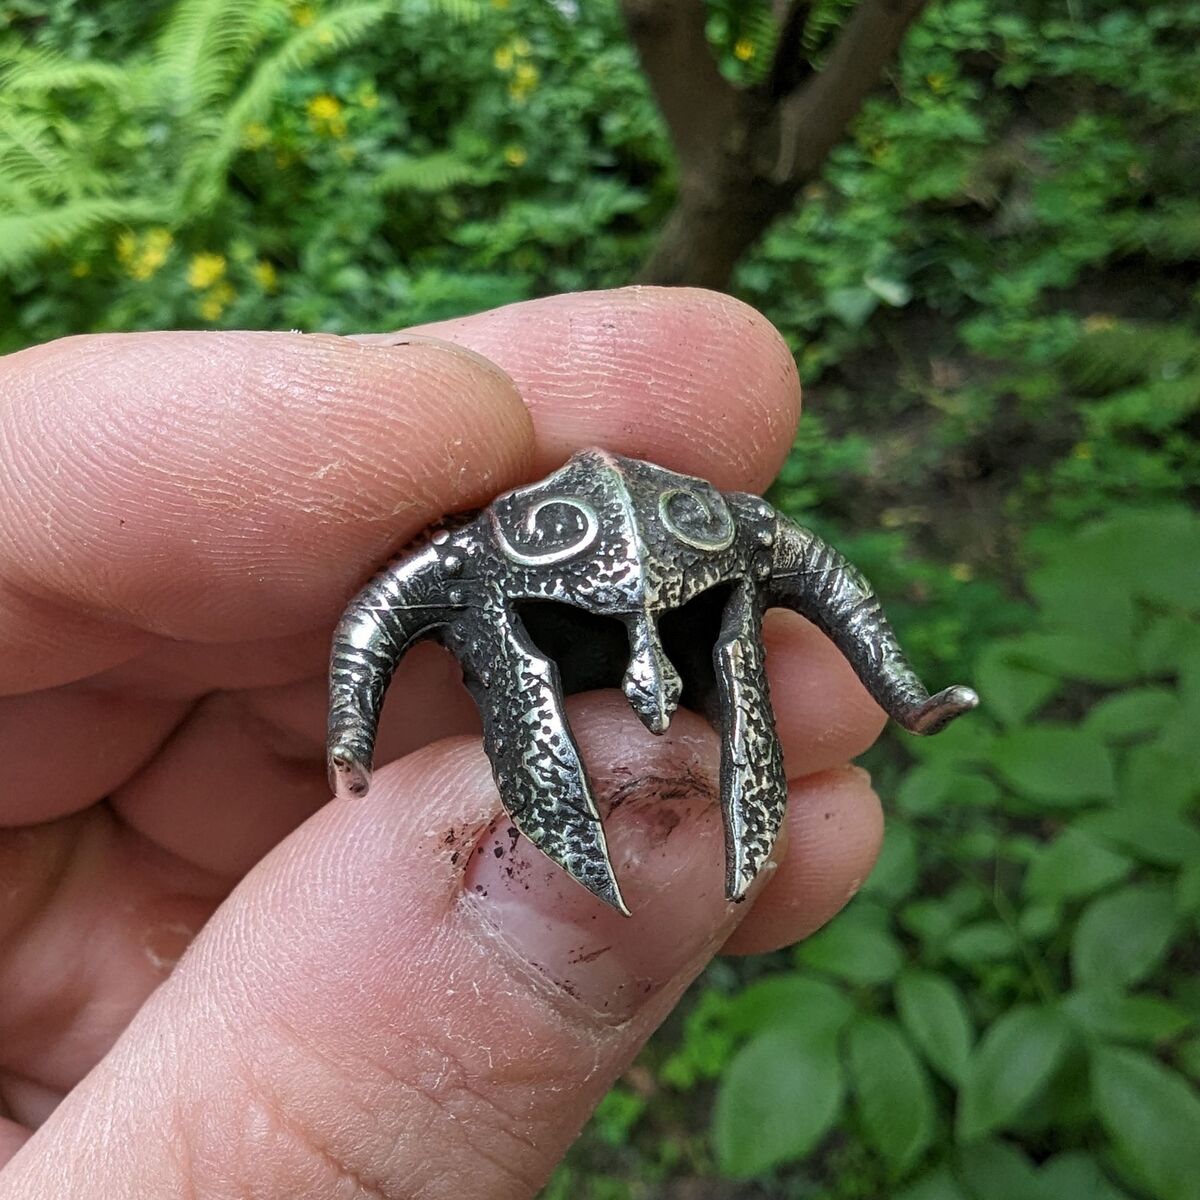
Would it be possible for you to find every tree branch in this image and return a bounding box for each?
[771,0,928,183]
[619,0,740,174]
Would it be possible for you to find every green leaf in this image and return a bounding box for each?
[724,974,853,1041]
[945,921,1017,965]
[1023,828,1132,903]
[989,725,1115,804]
[864,272,913,307]
[828,285,878,328]
[795,911,905,986]
[846,1015,936,1176]
[1091,1044,1200,1200]
[1177,862,1200,915]
[906,716,997,769]
[1176,1035,1200,1083]
[897,765,999,816]
[1005,631,1139,686]
[1139,613,1200,675]
[956,1005,1072,1140]
[896,970,975,1085]
[955,1139,1051,1200]
[1079,808,1200,867]
[1120,743,1198,812]
[1084,687,1177,743]
[975,642,1060,726]
[1038,1151,1133,1200]
[897,1166,969,1200]
[1018,901,1061,941]
[862,822,919,903]
[713,1027,844,1177]
[1072,885,1177,989]
[1033,511,1200,619]
[1064,989,1194,1043]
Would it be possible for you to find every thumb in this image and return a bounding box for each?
[0,695,778,1200]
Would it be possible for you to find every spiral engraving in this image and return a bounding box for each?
[658,486,735,551]
[492,496,600,565]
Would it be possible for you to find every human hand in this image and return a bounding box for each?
[0,288,886,1197]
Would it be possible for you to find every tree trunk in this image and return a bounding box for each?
[622,0,929,290]
[637,178,792,288]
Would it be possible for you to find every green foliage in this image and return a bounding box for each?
[0,0,663,343]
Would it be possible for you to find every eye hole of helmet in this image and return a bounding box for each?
[515,601,629,696]
[658,582,732,722]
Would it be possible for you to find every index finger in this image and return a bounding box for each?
[0,332,534,692]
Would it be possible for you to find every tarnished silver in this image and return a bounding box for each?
[327,450,978,913]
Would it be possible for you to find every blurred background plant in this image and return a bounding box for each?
[2,0,1197,1196]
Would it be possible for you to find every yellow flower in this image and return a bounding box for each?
[926,72,948,93]
[733,38,755,61]
[307,94,347,136]
[508,62,539,101]
[307,93,342,122]
[949,562,974,583]
[512,37,531,56]
[292,3,314,26]
[493,45,514,71]
[116,228,173,280]
[252,260,278,291]
[242,121,271,149]
[1083,313,1117,333]
[199,281,236,321]
[71,260,91,278]
[1073,442,1094,460]
[504,144,527,167]
[187,252,226,290]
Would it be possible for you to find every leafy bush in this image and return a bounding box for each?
[0,0,663,346]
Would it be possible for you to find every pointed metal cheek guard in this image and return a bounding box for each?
[327,450,979,914]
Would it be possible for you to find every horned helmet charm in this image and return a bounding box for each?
[327,450,978,914]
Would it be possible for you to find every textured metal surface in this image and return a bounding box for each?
[328,449,979,913]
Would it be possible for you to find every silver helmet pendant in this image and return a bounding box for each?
[327,450,978,913]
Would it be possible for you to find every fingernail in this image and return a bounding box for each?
[461,695,768,1023]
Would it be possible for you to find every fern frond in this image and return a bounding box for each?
[0,108,121,201]
[0,112,72,195]
[374,150,485,194]
[178,2,391,211]
[155,0,290,126]
[1065,322,1200,393]
[728,0,778,85]
[0,197,161,273]
[0,49,131,95]
[1135,202,1200,263]
[803,0,858,53]
[404,0,483,23]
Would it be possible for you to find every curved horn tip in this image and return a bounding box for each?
[328,747,372,799]
[907,685,980,736]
